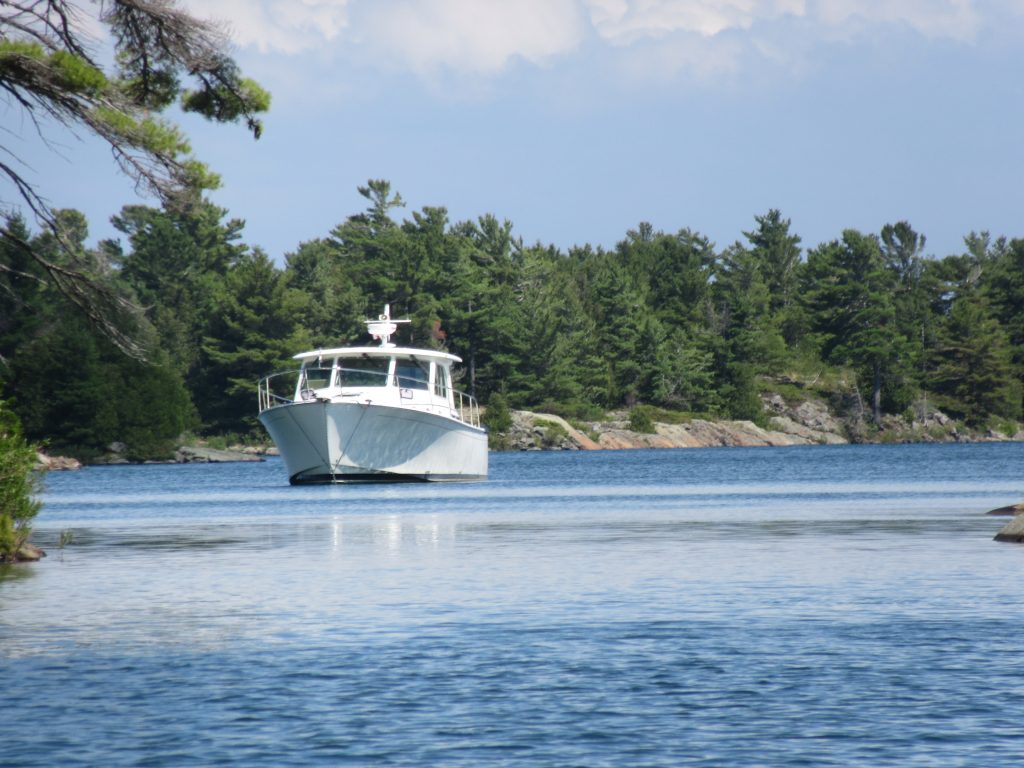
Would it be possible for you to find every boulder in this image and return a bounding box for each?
[35,452,82,471]
[174,446,264,463]
[994,515,1024,543]
[508,411,598,451]
[16,543,46,561]
[792,400,845,435]
[90,454,131,465]
[767,416,846,445]
[987,502,1024,516]
[760,394,848,442]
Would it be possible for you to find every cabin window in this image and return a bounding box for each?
[395,359,430,390]
[301,367,334,390]
[434,365,449,398]
[338,357,390,387]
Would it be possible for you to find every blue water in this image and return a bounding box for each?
[3,443,1024,766]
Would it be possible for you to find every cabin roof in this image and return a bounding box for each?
[293,346,462,364]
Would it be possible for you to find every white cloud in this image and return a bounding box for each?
[173,0,1013,84]
[585,0,806,43]
[814,0,980,42]
[179,0,352,54]
[616,31,748,82]
[357,0,585,75]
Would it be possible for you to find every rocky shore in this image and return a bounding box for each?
[33,393,1023,469]
[36,443,276,471]
[500,396,1023,452]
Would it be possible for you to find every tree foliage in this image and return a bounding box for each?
[0,397,42,562]
[0,0,269,356]
[3,178,1024,457]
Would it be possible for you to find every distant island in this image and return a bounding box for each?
[4,183,1023,464]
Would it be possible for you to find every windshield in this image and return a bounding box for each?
[300,367,333,389]
[338,357,390,387]
[395,359,430,390]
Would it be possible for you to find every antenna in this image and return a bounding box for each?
[365,304,409,347]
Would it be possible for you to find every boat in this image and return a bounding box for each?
[257,306,488,484]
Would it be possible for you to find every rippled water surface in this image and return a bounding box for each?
[3,444,1024,766]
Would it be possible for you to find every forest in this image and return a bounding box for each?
[2,179,1022,460]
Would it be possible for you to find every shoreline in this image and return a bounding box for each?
[496,406,1023,452]
[36,444,276,471]
[35,407,1022,471]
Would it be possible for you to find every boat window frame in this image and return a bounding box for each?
[298,363,335,392]
[394,355,431,391]
[433,363,450,399]
[336,354,392,388]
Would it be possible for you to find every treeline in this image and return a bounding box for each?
[2,179,1022,458]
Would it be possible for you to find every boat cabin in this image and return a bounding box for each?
[290,346,470,423]
[257,306,481,428]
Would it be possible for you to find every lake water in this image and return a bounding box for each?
[3,443,1024,766]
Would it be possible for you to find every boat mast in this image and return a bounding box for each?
[365,304,409,347]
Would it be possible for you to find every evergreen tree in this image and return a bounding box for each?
[932,292,1021,423]
[8,320,194,459]
[878,221,930,409]
[327,180,411,313]
[508,245,594,408]
[284,238,366,347]
[583,249,651,406]
[618,225,715,333]
[196,249,311,434]
[447,215,524,400]
[654,329,718,413]
[112,202,248,371]
[713,242,786,375]
[0,213,48,367]
[1,0,268,354]
[744,209,802,316]
[980,237,1024,371]
[803,230,907,423]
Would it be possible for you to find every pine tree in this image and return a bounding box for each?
[743,209,802,315]
[802,230,908,423]
[197,249,311,434]
[931,293,1020,423]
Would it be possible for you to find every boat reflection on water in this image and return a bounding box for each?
[329,514,456,555]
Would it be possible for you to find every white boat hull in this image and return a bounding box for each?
[258,401,488,484]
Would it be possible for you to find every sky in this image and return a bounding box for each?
[6,0,1024,263]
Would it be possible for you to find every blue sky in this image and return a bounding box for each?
[7,0,1024,262]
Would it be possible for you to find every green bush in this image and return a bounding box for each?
[628,405,656,434]
[482,392,513,434]
[989,418,1020,438]
[569,419,600,442]
[644,407,694,425]
[533,400,605,422]
[533,418,569,447]
[0,399,43,562]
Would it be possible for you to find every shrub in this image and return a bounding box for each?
[482,392,513,434]
[644,407,694,425]
[628,405,656,434]
[534,400,606,422]
[989,418,1020,438]
[569,419,600,443]
[0,399,44,563]
[533,418,569,448]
